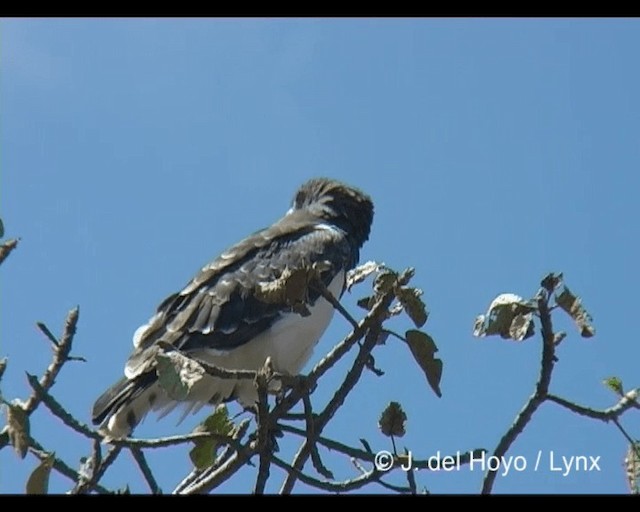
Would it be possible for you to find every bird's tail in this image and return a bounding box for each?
[92,372,158,439]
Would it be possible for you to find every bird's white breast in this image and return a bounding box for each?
[186,270,345,407]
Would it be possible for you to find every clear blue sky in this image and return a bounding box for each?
[2,18,639,494]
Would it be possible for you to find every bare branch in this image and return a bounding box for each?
[36,322,60,348]
[25,372,102,441]
[253,362,272,495]
[613,419,640,454]
[279,423,485,471]
[116,431,244,451]
[481,290,557,494]
[304,394,333,480]
[24,307,80,415]
[313,276,359,330]
[130,447,162,494]
[71,445,122,494]
[272,455,410,494]
[546,390,640,422]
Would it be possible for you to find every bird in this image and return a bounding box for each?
[92,177,374,439]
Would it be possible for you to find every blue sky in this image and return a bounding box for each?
[1,18,639,494]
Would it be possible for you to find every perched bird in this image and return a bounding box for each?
[92,178,374,438]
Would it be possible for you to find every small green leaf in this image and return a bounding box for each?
[405,330,443,398]
[379,401,407,438]
[189,405,234,470]
[603,376,624,396]
[26,452,55,494]
[155,351,205,401]
[555,285,595,338]
[395,287,428,327]
[7,400,30,459]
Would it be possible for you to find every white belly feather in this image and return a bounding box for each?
[149,270,344,421]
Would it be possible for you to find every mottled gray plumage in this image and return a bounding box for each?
[92,178,374,438]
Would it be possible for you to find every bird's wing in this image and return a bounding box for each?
[124,209,352,379]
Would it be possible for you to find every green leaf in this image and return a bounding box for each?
[555,285,595,338]
[26,452,55,494]
[473,293,536,341]
[603,376,624,396]
[189,405,234,470]
[395,287,428,327]
[6,401,30,459]
[405,329,443,398]
[155,351,205,401]
[379,401,407,438]
[346,261,382,291]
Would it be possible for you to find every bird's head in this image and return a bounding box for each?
[290,177,374,250]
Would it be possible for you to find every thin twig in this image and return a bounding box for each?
[303,394,333,479]
[313,277,359,330]
[117,431,245,451]
[546,390,640,422]
[36,322,59,347]
[272,455,410,494]
[25,372,102,440]
[72,445,122,494]
[130,447,162,494]
[613,419,640,455]
[24,307,80,415]
[278,423,485,470]
[253,364,271,495]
